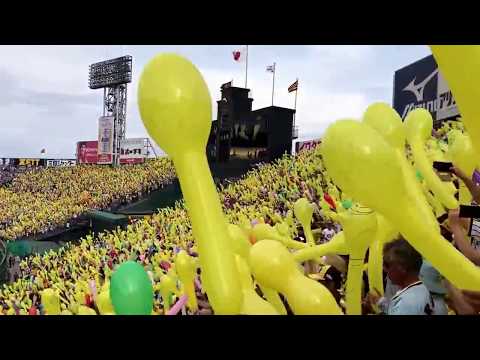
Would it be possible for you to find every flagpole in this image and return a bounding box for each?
[245,45,249,88]
[271,62,276,106]
[294,78,298,110]
[294,78,298,125]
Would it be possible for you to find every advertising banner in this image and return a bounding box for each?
[0,158,77,168]
[0,158,13,166]
[18,158,43,167]
[97,116,114,164]
[295,139,321,154]
[119,138,146,164]
[77,141,99,164]
[46,159,76,167]
[393,55,459,122]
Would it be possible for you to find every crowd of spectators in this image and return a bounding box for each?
[1,117,480,315]
[0,147,338,314]
[0,158,175,240]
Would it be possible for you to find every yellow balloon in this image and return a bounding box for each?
[367,213,398,296]
[293,232,348,263]
[404,108,458,209]
[41,289,61,315]
[174,250,198,312]
[159,273,179,312]
[78,306,97,315]
[364,104,442,227]
[235,255,279,315]
[228,223,287,314]
[340,205,377,315]
[421,180,447,218]
[252,223,307,250]
[257,284,288,315]
[249,240,342,315]
[363,102,406,150]
[96,282,115,315]
[426,141,448,162]
[294,198,315,246]
[303,200,378,315]
[138,53,241,314]
[430,45,480,162]
[321,119,480,291]
[448,130,477,205]
[227,224,251,260]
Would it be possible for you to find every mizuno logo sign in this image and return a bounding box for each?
[402,69,439,102]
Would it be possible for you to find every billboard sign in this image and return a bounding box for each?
[119,138,146,164]
[0,158,13,166]
[97,116,114,165]
[295,139,321,154]
[46,159,76,167]
[77,141,98,164]
[88,56,133,89]
[393,55,459,122]
[18,158,42,167]
[0,158,77,167]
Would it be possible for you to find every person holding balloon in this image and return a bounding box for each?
[451,166,480,204]
[364,237,435,315]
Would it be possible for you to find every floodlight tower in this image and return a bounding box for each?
[88,56,133,166]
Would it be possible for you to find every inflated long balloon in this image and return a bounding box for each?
[294,198,315,246]
[340,205,377,315]
[78,306,97,315]
[174,250,198,312]
[427,140,448,162]
[430,46,480,162]
[158,273,179,312]
[404,109,458,209]
[321,119,480,291]
[448,130,477,205]
[258,284,288,315]
[252,223,308,250]
[227,224,251,260]
[421,181,447,218]
[138,54,241,314]
[41,289,61,315]
[229,223,287,314]
[367,213,397,296]
[249,240,343,315]
[235,255,279,315]
[363,103,439,234]
[96,281,115,315]
[293,232,348,262]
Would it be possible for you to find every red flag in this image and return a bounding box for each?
[324,193,336,210]
[232,47,247,63]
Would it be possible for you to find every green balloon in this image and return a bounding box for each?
[110,261,153,315]
[341,199,353,210]
[416,170,424,182]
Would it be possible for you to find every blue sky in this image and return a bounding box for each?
[0,45,431,158]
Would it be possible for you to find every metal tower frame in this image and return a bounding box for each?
[103,85,127,166]
[89,55,132,167]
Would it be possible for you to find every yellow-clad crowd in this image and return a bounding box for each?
[0,158,176,240]
[0,147,333,315]
[0,119,475,315]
